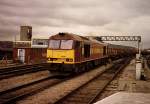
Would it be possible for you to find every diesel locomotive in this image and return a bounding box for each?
[47,32,136,72]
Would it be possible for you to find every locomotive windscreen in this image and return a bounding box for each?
[60,40,73,49]
[49,40,60,49]
[49,40,73,49]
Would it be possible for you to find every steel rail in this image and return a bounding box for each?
[54,58,131,104]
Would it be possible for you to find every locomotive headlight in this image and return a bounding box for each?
[66,58,73,62]
[47,58,50,61]
[69,59,73,62]
[53,58,57,61]
[50,58,57,61]
[66,58,69,62]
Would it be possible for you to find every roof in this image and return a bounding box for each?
[88,37,108,46]
[108,44,136,49]
[50,32,90,42]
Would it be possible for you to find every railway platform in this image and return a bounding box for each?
[94,59,150,104]
[95,92,150,104]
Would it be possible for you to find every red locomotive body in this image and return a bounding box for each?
[47,32,136,72]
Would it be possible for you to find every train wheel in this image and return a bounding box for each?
[74,67,79,73]
[78,64,84,73]
[81,65,86,72]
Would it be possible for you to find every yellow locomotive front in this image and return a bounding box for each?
[47,39,74,64]
[47,33,82,72]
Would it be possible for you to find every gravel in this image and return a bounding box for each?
[16,64,112,104]
[0,70,50,92]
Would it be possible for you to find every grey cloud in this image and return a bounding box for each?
[0,0,150,48]
[123,0,150,14]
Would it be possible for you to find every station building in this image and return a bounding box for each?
[13,26,49,64]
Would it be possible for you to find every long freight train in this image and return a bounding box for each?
[47,32,137,72]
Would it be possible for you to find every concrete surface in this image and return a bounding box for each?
[94,92,150,104]
[96,59,150,102]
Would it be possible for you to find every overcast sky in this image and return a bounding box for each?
[0,0,150,48]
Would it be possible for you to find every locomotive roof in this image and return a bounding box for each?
[50,32,107,45]
[108,44,135,49]
[50,32,89,41]
[87,37,107,46]
[49,33,136,49]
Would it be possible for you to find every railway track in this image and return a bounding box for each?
[0,74,70,104]
[0,63,50,80]
[54,58,131,104]
[0,63,49,73]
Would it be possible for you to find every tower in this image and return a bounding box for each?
[20,26,32,41]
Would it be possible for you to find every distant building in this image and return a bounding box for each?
[13,26,49,63]
[31,38,49,48]
[0,41,13,60]
[20,26,32,41]
[13,39,48,64]
[13,41,31,48]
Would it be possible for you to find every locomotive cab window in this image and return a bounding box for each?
[49,40,73,49]
[49,40,60,49]
[84,44,90,58]
[60,40,73,49]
